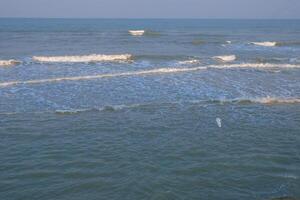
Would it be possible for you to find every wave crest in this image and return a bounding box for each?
[251,42,277,47]
[251,97,300,104]
[0,59,21,66]
[2,96,300,116]
[211,63,300,69]
[32,54,133,63]
[251,41,300,47]
[55,97,300,115]
[178,59,201,65]
[129,30,160,37]
[55,104,141,115]
[129,30,145,36]
[217,97,300,105]
[213,55,236,62]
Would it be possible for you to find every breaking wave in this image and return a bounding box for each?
[213,55,236,62]
[129,30,145,36]
[210,63,300,69]
[32,54,133,63]
[0,59,21,66]
[251,41,300,47]
[251,42,277,47]
[129,30,160,37]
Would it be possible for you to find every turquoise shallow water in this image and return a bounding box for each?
[0,19,300,200]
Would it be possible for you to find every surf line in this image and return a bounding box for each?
[0,66,207,88]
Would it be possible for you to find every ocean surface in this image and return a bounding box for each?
[0,19,300,200]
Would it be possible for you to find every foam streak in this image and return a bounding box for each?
[32,54,132,63]
[0,66,207,87]
[1,62,300,88]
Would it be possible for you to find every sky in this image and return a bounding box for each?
[0,0,299,19]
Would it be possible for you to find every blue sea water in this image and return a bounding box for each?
[0,19,300,200]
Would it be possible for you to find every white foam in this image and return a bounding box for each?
[50,97,300,115]
[178,59,201,65]
[0,66,207,87]
[216,118,222,128]
[0,59,21,66]
[55,108,90,114]
[213,55,236,62]
[1,61,300,88]
[55,104,143,114]
[216,97,300,105]
[222,41,232,47]
[251,42,277,47]
[129,30,145,36]
[2,96,300,116]
[210,63,300,69]
[251,97,300,104]
[32,54,133,63]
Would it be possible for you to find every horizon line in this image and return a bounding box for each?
[1,17,300,20]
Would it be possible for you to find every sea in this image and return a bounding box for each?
[0,19,299,200]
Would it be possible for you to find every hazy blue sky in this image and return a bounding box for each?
[0,0,299,19]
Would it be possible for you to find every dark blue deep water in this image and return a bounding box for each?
[0,19,300,200]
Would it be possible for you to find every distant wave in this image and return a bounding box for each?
[192,39,226,46]
[211,97,300,105]
[129,30,145,36]
[55,104,142,115]
[32,54,133,63]
[251,42,277,47]
[134,54,187,61]
[192,39,206,45]
[256,57,289,64]
[129,30,160,37]
[144,30,161,36]
[249,97,300,104]
[1,96,299,116]
[55,97,300,115]
[178,59,201,65]
[251,41,300,47]
[55,108,98,115]
[213,55,236,62]
[0,59,21,66]
[276,41,300,47]
[255,57,300,64]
